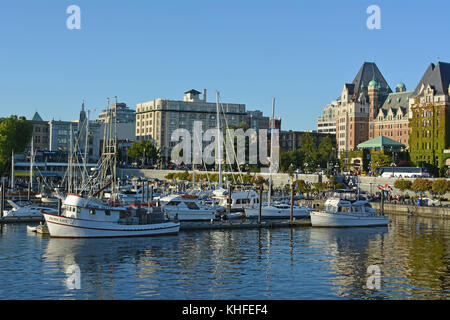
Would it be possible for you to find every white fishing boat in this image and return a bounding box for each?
[43,194,179,238]
[159,194,242,221]
[310,198,389,227]
[42,98,180,238]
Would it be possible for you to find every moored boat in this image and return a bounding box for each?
[43,194,180,238]
[159,193,242,221]
[310,198,388,227]
[245,203,311,220]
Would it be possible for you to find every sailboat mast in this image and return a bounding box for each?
[268,98,275,206]
[30,138,34,191]
[68,123,73,194]
[11,150,14,190]
[216,91,223,189]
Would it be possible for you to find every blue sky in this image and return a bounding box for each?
[1,0,450,130]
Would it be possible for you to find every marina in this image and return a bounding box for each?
[1,213,449,299]
[2,1,450,304]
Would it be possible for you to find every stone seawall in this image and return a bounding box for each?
[117,168,332,187]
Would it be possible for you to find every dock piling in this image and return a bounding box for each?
[258,184,262,224]
[290,183,294,221]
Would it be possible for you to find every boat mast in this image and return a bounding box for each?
[83,106,90,181]
[216,91,223,189]
[11,149,14,190]
[68,123,73,194]
[30,137,34,192]
[268,98,275,207]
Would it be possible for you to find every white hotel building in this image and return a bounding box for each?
[135,89,246,160]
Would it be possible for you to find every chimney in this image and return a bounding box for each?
[203,89,207,102]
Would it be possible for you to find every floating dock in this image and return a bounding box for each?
[179,218,311,231]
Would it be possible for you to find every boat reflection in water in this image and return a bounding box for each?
[307,226,389,298]
[36,214,450,299]
[42,235,180,299]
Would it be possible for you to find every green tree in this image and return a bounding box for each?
[317,136,333,166]
[293,179,311,194]
[0,115,33,175]
[370,150,392,171]
[280,149,305,172]
[394,179,413,192]
[299,133,317,168]
[127,140,159,165]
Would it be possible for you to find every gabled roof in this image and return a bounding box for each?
[412,61,450,97]
[31,111,43,122]
[357,135,405,150]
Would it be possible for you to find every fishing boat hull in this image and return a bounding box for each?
[43,212,180,238]
[310,211,389,227]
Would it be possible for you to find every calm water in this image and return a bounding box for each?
[0,214,449,300]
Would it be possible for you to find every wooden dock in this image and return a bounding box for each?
[179,218,311,231]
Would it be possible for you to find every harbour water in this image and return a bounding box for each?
[0,214,449,300]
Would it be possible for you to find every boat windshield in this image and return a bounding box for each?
[185,202,200,210]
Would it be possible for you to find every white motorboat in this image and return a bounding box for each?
[310,198,389,227]
[245,203,310,220]
[159,194,242,221]
[212,188,260,210]
[3,199,57,219]
[43,194,180,238]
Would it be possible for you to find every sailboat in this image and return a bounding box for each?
[244,98,310,220]
[42,98,180,238]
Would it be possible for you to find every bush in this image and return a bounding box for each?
[394,179,412,192]
[411,178,433,193]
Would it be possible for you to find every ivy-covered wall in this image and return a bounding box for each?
[409,98,449,169]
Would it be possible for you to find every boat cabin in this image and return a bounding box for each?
[323,199,378,216]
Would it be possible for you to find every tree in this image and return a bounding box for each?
[0,115,33,175]
[127,140,159,166]
[370,150,392,171]
[293,179,311,195]
[411,178,433,194]
[251,175,266,186]
[280,149,305,172]
[394,179,412,192]
[299,133,317,168]
[317,136,334,166]
[432,179,449,198]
